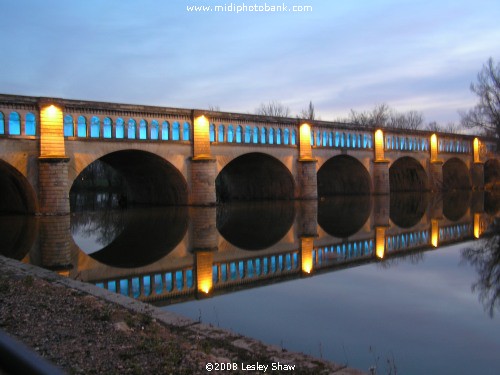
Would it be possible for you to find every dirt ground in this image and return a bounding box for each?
[0,256,364,375]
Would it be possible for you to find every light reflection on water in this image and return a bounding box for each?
[168,243,500,375]
[2,192,500,374]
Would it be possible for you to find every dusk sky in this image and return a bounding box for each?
[1,0,499,124]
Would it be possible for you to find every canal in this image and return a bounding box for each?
[2,192,500,374]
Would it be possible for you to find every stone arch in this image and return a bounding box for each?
[484,158,500,189]
[442,157,471,190]
[69,150,188,211]
[215,152,295,202]
[317,155,371,196]
[0,159,38,214]
[389,157,429,192]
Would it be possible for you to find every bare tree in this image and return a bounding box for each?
[460,57,500,143]
[208,105,221,111]
[348,103,423,130]
[255,101,291,117]
[299,101,316,120]
[349,103,391,127]
[389,110,424,130]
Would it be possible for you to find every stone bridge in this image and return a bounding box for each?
[0,93,499,215]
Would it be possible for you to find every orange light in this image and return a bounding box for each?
[375,226,385,259]
[40,104,65,158]
[473,138,480,163]
[301,237,314,274]
[196,251,213,295]
[193,115,211,159]
[431,219,439,247]
[474,213,481,239]
[299,123,312,160]
[430,134,438,162]
[374,129,384,161]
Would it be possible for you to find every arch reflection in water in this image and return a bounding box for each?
[69,192,499,306]
[318,196,372,238]
[0,215,37,260]
[216,201,295,250]
[71,207,188,268]
[389,192,429,228]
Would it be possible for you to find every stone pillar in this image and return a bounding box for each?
[300,237,314,275]
[38,158,70,214]
[189,159,216,205]
[195,251,214,297]
[429,161,444,192]
[375,226,386,259]
[372,194,390,227]
[297,160,318,199]
[190,113,217,205]
[296,200,318,237]
[372,161,390,194]
[39,215,72,271]
[189,206,218,252]
[38,100,70,215]
[471,162,485,190]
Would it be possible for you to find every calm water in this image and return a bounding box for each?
[2,192,500,374]
[168,242,500,374]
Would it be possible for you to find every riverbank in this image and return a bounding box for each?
[0,256,364,374]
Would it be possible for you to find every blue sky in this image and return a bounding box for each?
[1,0,499,124]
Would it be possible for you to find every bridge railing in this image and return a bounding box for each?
[62,113,193,142]
[309,124,374,150]
[209,122,298,146]
[384,132,430,152]
[312,239,375,269]
[438,135,472,154]
[94,266,196,300]
[212,250,300,288]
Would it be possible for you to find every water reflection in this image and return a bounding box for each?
[318,196,371,237]
[0,215,37,260]
[1,192,499,307]
[217,201,295,250]
[389,192,429,228]
[462,218,500,317]
[71,207,188,268]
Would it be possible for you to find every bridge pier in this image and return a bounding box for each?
[471,162,485,190]
[38,215,72,271]
[297,160,318,199]
[189,158,217,205]
[372,161,390,194]
[429,161,444,192]
[190,206,218,296]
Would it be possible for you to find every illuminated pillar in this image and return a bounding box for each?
[372,129,390,194]
[300,237,314,274]
[299,123,313,160]
[195,250,214,296]
[374,129,385,162]
[190,206,217,297]
[375,226,386,259]
[38,100,70,214]
[430,134,438,163]
[429,133,444,192]
[297,123,318,199]
[474,213,481,239]
[190,112,216,205]
[471,138,484,190]
[193,115,211,159]
[431,219,439,247]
